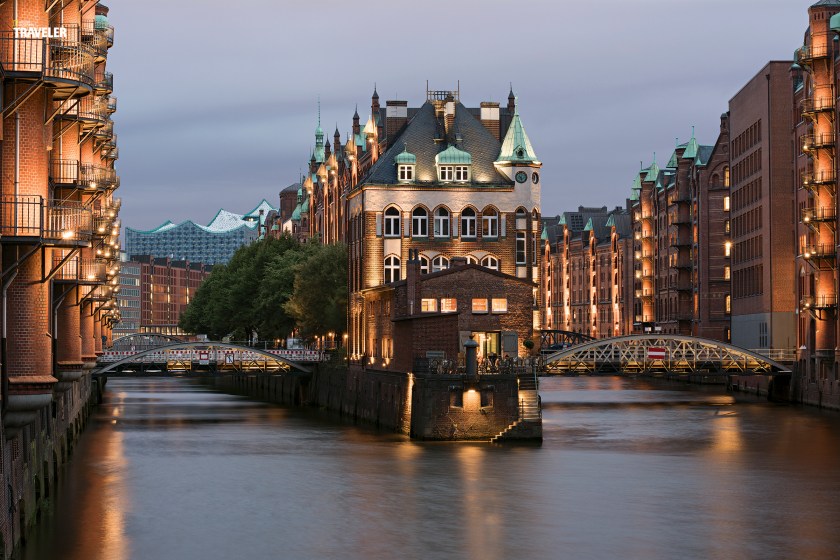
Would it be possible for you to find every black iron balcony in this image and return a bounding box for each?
[801,170,836,193]
[671,257,692,269]
[0,33,95,95]
[669,215,691,226]
[81,20,114,60]
[669,236,691,248]
[802,97,835,116]
[50,160,116,191]
[802,133,836,152]
[106,95,117,114]
[94,71,113,94]
[0,195,92,244]
[798,43,831,65]
[668,193,691,206]
[93,120,114,139]
[802,244,837,270]
[801,206,837,225]
[801,294,839,310]
[53,255,107,284]
[635,288,654,302]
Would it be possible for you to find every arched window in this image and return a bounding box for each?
[481,255,499,270]
[434,207,450,237]
[412,207,428,237]
[466,255,478,264]
[384,255,400,283]
[515,207,527,230]
[419,255,430,274]
[432,255,449,273]
[482,207,498,238]
[461,207,477,239]
[384,207,401,237]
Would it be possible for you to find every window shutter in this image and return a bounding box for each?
[500,214,507,238]
[375,213,382,237]
[452,214,459,237]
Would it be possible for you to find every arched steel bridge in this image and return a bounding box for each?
[542,335,792,375]
[110,333,186,353]
[96,342,313,375]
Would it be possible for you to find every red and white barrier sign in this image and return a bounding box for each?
[647,347,667,360]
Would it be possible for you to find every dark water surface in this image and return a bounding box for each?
[22,376,840,560]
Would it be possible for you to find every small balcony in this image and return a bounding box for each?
[801,206,837,228]
[81,20,114,60]
[801,294,839,320]
[54,255,107,284]
[50,160,117,191]
[669,236,691,248]
[670,257,692,270]
[0,195,92,245]
[798,43,831,65]
[802,97,835,117]
[801,170,836,194]
[106,95,117,114]
[667,193,691,206]
[0,33,95,96]
[94,120,114,140]
[635,288,654,302]
[802,244,837,270]
[669,215,691,226]
[94,71,113,94]
[802,133,836,152]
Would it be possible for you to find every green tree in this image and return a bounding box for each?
[284,243,348,338]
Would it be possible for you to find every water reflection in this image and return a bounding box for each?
[22,376,840,560]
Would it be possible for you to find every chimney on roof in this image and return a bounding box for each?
[385,100,408,140]
[480,101,500,140]
[444,94,455,135]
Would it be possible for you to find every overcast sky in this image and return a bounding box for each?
[108,0,809,230]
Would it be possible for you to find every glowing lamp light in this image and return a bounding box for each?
[805,252,812,259]
[61,230,74,239]
[90,182,97,189]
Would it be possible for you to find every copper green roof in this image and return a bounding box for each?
[681,133,698,160]
[644,160,660,182]
[541,224,549,240]
[630,188,640,201]
[496,107,539,163]
[632,175,642,190]
[605,215,615,227]
[435,145,472,165]
[832,12,840,31]
[666,151,679,169]
[291,203,301,221]
[394,147,416,165]
[558,214,566,226]
[583,218,593,232]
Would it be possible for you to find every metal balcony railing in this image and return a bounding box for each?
[802,133,836,152]
[669,236,690,248]
[0,33,95,87]
[94,120,114,139]
[801,170,837,191]
[81,20,114,57]
[802,97,835,115]
[670,215,691,226]
[0,195,92,242]
[798,43,831,64]
[106,95,117,113]
[801,294,839,310]
[801,206,837,224]
[802,244,837,259]
[50,160,116,190]
[670,258,692,269]
[94,70,113,94]
[54,255,107,283]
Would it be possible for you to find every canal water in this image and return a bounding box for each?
[22,376,840,560]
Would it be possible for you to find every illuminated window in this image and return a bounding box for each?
[725,241,731,257]
[723,166,730,187]
[384,255,400,283]
[725,294,731,314]
[439,165,454,181]
[412,207,428,237]
[723,196,730,212]
[432,255,449,273]
[724,266,731,280]
[384,207,401,237]
[421,298,437,312]
[481,255,499,270]
[472,298,489,313]
[482,207,498,237]
[491,298,508,313]
[398,165,414,182]
[434,207,450,237]
[725,219,730,234]
[461,208,477,238]
[441,298,457,313]
[454,166,470,182]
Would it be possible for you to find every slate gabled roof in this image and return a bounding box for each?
[362,101,512,186]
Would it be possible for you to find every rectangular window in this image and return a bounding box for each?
[398,165,414,181]
[439,166,454,181]
[516,232,526,264]
[532,234,537,264]
[420,298,437,313]
[455,166,470,181]
[472,298,489,314]
[724,266,731,280]
[491,298,508,313]
[725,241,731,257]
[441,298,457,313]
[723,196,730,211]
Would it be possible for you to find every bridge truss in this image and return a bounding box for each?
[96,342,312,375]
[543,335,791,375]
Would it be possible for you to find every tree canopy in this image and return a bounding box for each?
[179,236,348,342]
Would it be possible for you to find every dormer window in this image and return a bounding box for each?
[398,165,414,181]
[435,145,472,183]
[395,146,417,183]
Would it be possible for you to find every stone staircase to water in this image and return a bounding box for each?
[491,372,542,442]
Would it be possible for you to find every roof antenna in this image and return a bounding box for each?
[317,96,321,126]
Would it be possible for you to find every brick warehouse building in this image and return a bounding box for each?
[628,123,731,342]
[286,86,542,365]
[0,1,121,553]
[792,0,840,406]
[540,207,634,338]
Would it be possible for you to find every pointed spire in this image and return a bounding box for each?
[353,104,359,119]
[372,83,379,99]
[497,99,539,164]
